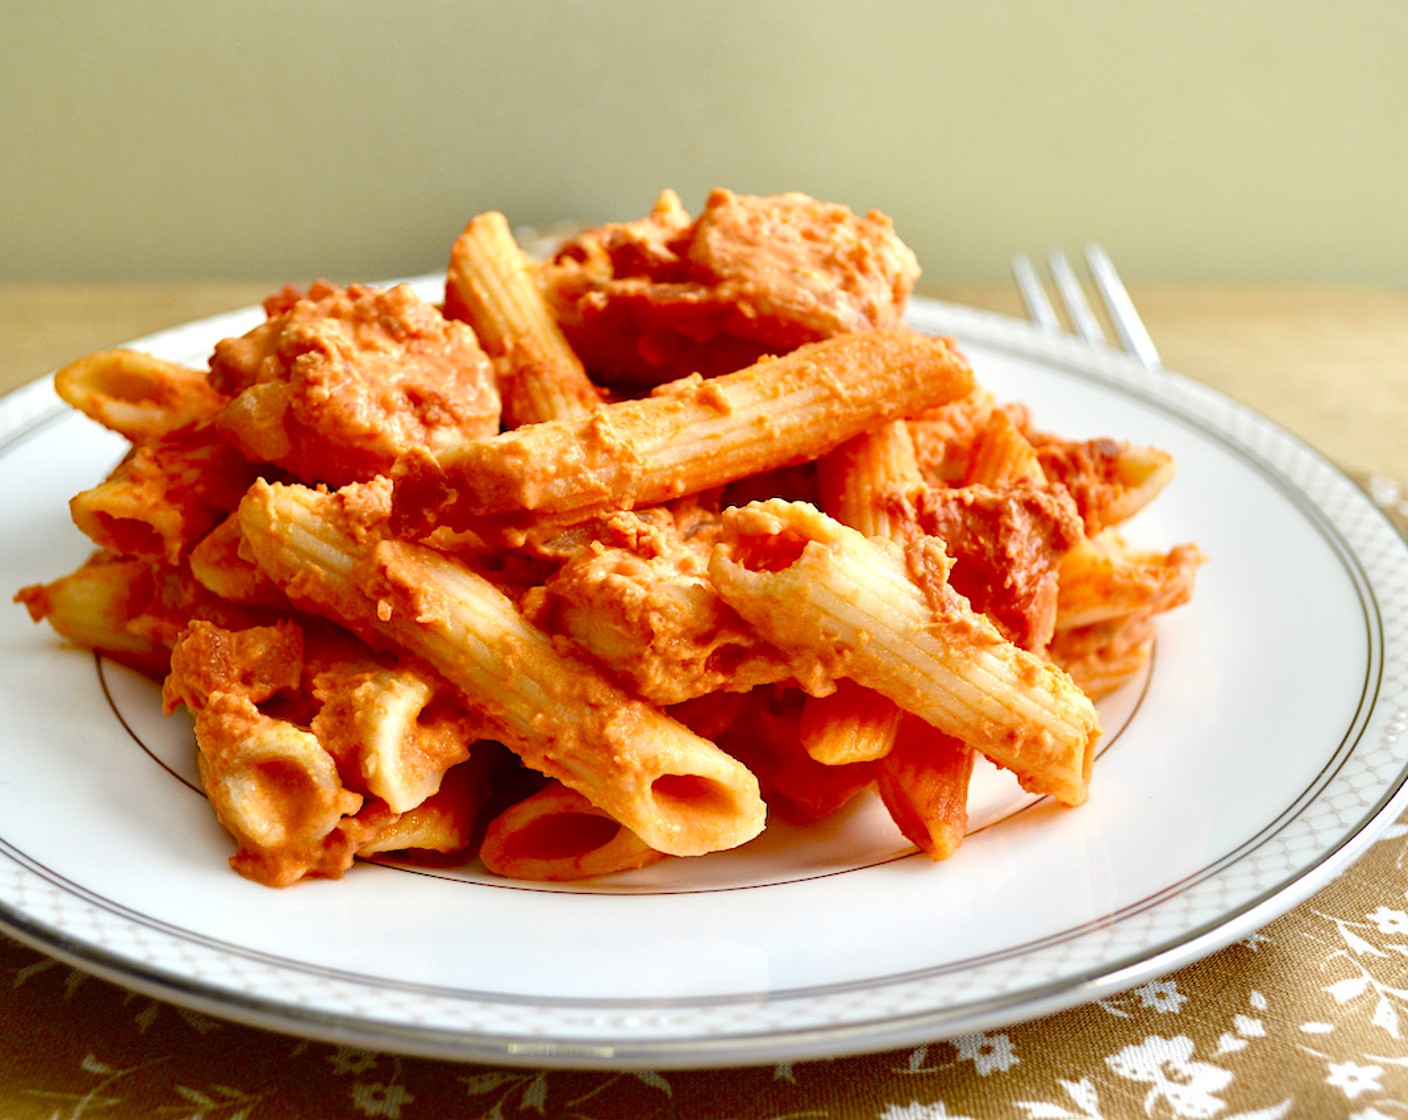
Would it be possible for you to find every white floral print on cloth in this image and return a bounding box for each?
[7,819,1408,1118]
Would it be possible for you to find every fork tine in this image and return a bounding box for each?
[1048,250,1105,346]
[1011,245,1162,371]
[1085,243,1161,368]
[1011,253,1061,334]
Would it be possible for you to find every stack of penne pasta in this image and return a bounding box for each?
[14,189,1202,887]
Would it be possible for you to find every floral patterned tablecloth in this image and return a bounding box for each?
[3,283,1407,1119]
[6,809,1408,1119]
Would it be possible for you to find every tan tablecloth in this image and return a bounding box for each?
[2,282,1407,1119]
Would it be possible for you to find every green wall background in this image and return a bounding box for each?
[3,1,1404,286]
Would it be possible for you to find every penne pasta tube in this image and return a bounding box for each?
[54,348,226,442]
[16,551,281,682]
[443,210,602,426]
[797,678,902,766]
[237,478,766,858]
[815,418,922,540]
[355,755,495,861]
[392,328,975,533]
[801,420,922,764]
[806,419,977,854]
[194,690,365,887]
[873,714,975,860]
[13,552,170,677]
[1050,613,1158,699]
[69,427,257,567]
[1033,435,1178,533]
[710,499,1100,806]
[188,513,289,607]
[479,780,667,881]
[310,662,477,814]
[906,386,1002,487]
[716,686,874,824]
[963,406,1046,487]
[1055,531,1205,631]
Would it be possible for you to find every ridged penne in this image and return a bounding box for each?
[799,418,980,853]
[188,513,288,607]
[800,419,921,765]
[14,552,169,677]
[1032,434,1178,533]
[1049,613,1158,700]
[1056,531,1205,631]
[54,348,226,442]
[906,386,1001,486]
[710,499,1100,806]
[310,662,478,815]
[443,210,602,427]
[69,426,256,567]
[479,780,667,881]
[355,754,495,861]
[237,478,767,858]
[392,328,975,533]
[193,690,365,887]
[797,678,903,766]
[714,686,874,825]
[873,715,975,860]
[963,406,1046,487]
[815,419,922,540]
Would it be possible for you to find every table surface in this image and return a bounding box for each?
[1,281,1407,1119]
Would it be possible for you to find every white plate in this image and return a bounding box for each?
[2,290,1406,1069]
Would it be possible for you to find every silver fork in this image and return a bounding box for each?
[1011,244,1160,369]
[1011,245,1408,536]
